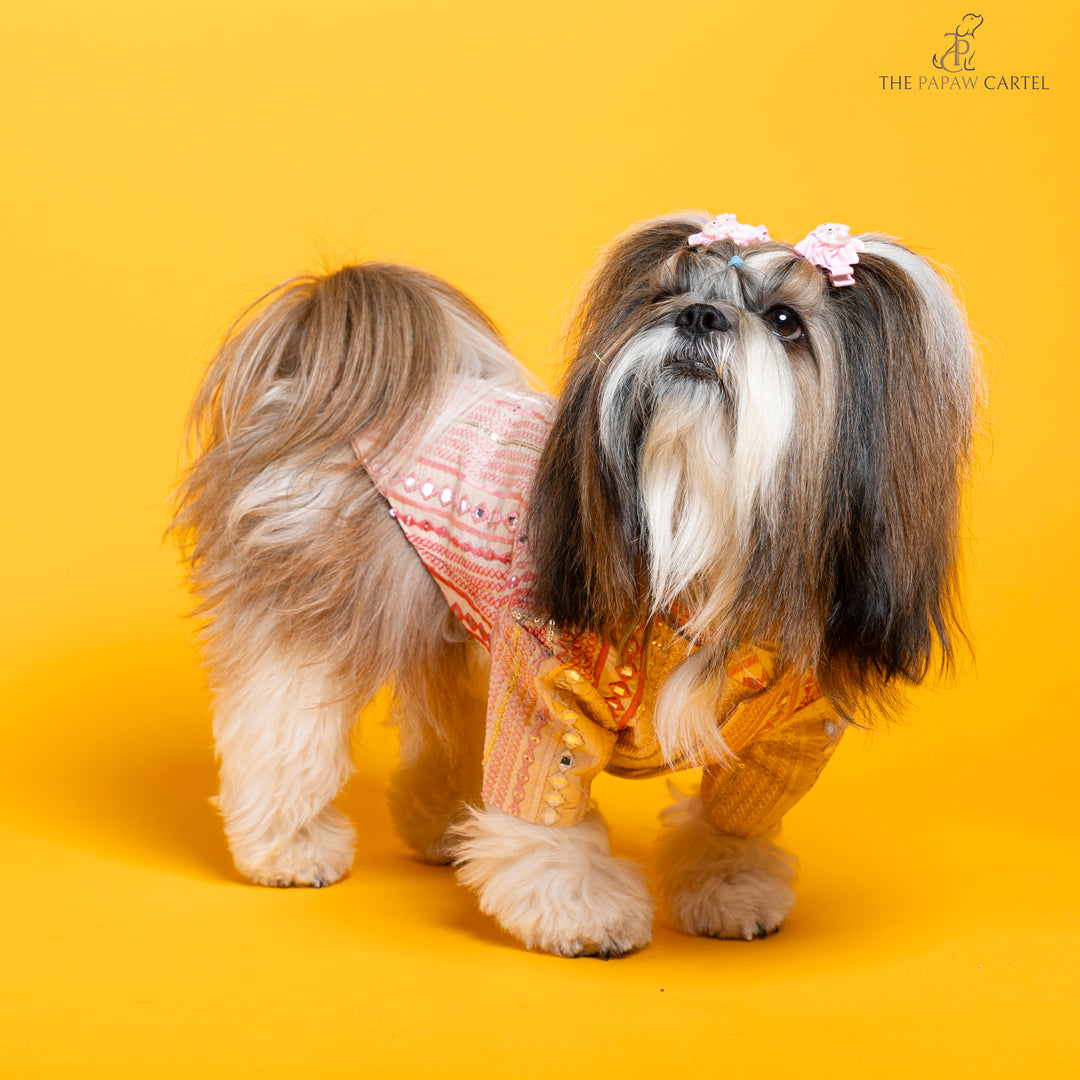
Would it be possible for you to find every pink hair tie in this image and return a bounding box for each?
[794,223,866,287]
[688,213,771,248]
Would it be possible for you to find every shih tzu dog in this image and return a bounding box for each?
[173,212,976,956]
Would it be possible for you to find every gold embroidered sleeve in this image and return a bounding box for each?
[701,673,843,838]
[481,612,617,826]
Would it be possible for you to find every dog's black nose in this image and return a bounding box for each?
[675,303,729,335]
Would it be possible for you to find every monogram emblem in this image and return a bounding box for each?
[933,13,983,73]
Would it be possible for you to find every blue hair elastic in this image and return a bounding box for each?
[727,255,744,268]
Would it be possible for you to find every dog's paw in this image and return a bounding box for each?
[228,807,356,888]
[451,806,654,957]
[511,852,655,958]
[656,791,797,940]
[662,867,795,940]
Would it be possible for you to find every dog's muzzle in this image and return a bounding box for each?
[665,303,729,382]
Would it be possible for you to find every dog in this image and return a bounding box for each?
[173,212,976,956]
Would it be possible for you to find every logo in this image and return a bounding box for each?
[932,13,983,73]
[878,14,1050,92]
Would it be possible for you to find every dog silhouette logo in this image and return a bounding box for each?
[933,13,983,73]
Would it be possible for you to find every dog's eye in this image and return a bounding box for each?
[650,290,677,305]
[764,307,803,341]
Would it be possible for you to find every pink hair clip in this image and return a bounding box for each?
[794,223,866,287]
[688,213,771,248]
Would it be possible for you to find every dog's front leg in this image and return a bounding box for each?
[451,806,654,957]
[655,791,796,940]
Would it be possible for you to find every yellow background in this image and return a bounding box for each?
[2,1,1077,1076]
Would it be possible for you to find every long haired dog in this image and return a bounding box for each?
[173,213,976,956]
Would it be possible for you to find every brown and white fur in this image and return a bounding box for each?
[173,213,976,956]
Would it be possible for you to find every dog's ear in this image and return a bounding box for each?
[816,238,977,707]
[525,217,705,633]
[525,370,643,633]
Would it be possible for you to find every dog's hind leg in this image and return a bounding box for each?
[385,636,487,864]
[203,459,433,889]
[211,648,362,888]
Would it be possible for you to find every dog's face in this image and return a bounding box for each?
[527,212,977,714]
[592,230,834,636]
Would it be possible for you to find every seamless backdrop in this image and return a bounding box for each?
[2,2,1078,1077]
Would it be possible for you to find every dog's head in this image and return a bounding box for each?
[527,211,977,713]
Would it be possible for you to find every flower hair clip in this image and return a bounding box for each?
[794,223,865,287]
[688,213,771,248]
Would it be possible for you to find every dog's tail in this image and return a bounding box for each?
[172,262,527,551]
[183,263,524,482]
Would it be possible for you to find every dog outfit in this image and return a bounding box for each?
[354,380,843,838]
